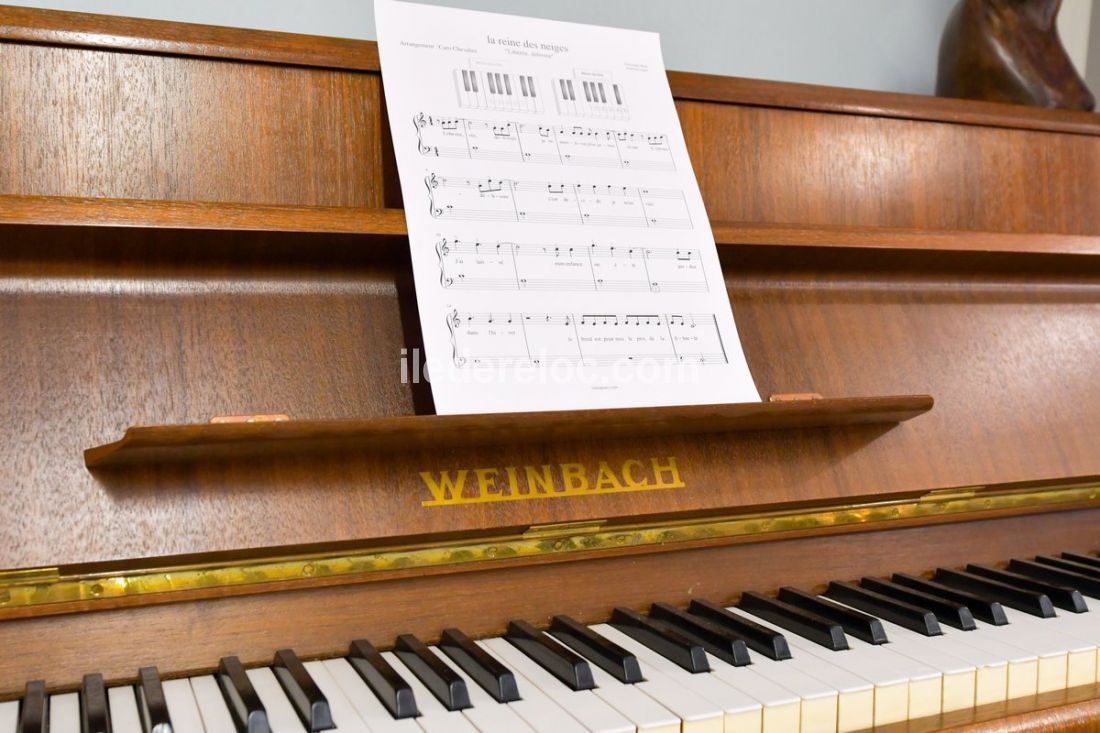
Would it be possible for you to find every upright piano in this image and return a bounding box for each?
[4,5,1100,732]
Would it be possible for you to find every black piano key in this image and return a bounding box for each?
[348,641,418,720]
[395,634,472,710]
[461,69,470,93]
[824,581,942,636]
[217,656,271,733]
[440,628,520,703]
[1009,558,1100,599]
[503,75,512,95]
[470,72,478,93]
[739,591,849,651]
[860,576,976,630]
[136,667,174,733]
[609,607,710,673]
[687,599,792,660]
[527,76,536,97]
[777,586,889,644]
[613,83,622,105]
[81,673,112,733]
[487,73,497,94]
[582,81,592,102]
[1061,551,1100,570]
[933,568,1056,618]
[559,79,569,100]
[18,680,47,733]
[967,563,1088,613]
[348,640,417,720]
[891,572,1009,625]
[597,82,607,103]
[649,603,751,667]
[549,614,643,683]
[506,620,595,690]
[519,75,529,97]
[567,80,576,101]
[1035,554,1100,579]
[271,649,334,731]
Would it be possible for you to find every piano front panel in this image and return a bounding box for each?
[677,98,1100,235]
[0,40,384,206]
[3,225,1100,569]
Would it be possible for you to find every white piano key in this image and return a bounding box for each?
[49,692,81,733]
[699,660,801,733]
[997,607,1090,692]
[381,651,479,733]
[817,596,981,716]
[971,609,1071,694]
[474,641,591,733]
[486,635,719,733]
[108,686,145,733]
[715,610,868,733]
[162,677,207,732]
[189,675,238,733]
[246,667,307,733]
[0,700,17,733]
[591,624,755,733]
[478,638,635,733]
[322,658,423,733]
[428,646,536,733]
[540,635,681,733]
[302,661,370,733]
[732,606,917,727]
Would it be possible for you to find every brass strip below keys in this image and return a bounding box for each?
[1,479,1099,614]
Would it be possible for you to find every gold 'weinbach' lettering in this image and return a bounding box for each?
[419,457,684,506]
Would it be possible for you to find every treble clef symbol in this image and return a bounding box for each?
[415,112,428,128]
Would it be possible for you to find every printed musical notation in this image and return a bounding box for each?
[436,237,708,294]
[454,68,544,113]
[425,174,692,229]
[415,113,674,171]
[553,72,629,120]
[377,0,761,412]
[448,310,728,367]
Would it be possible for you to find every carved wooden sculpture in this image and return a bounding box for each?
[937,0,1094,110]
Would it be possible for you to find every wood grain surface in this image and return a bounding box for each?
[1,508,1098,696]
[0,41,383,205]
[7,195,1100,256]
[84,395,933,467]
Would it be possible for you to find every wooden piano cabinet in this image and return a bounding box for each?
[4,6,1100,731]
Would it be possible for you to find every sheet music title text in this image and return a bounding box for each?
[487,35,569,54]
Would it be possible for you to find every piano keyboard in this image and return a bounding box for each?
[11,549,1100,733]
[553,75,629,121]
[454,69,544,114]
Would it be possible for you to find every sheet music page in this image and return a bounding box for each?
[376,0,760,414]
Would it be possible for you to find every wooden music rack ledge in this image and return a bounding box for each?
[84,395,933,467]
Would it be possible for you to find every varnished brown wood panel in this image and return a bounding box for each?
[0,508,1096,696]
[679,99,1100,234]
[0,42,382,205]
[3,229,1100,569]
[5,4,1100,138]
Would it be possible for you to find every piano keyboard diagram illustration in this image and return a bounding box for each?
[436,238,708,293]
[448,311,728,367]
[426,174,692,229]
[553,71,629,120]
[415,113,674,171]
[454,67,544,113]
